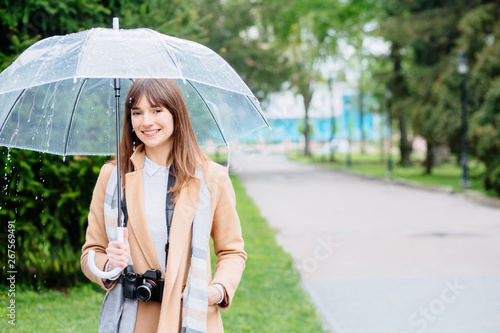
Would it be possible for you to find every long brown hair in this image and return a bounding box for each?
[120,79,208,202]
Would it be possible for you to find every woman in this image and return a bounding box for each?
[81,79,246,332]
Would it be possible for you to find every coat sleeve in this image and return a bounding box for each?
[210,168,247,310]
[81,163,118,290]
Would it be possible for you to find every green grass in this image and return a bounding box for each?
[0,284,104,332]
[1,176,325,332]
[289,152,499,198]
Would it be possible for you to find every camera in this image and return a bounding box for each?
[123,268,164,302]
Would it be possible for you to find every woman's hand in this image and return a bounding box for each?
[207,285,223,306]
[106,227,130,270]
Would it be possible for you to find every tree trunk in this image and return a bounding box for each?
[359,81,366,154]
[398,112,412,166]
[425,140,434,174]
[303,91,313,157]
[390,42,413,166]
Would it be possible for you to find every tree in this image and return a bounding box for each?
[196,0,290,101]
[260,0,377,156]
[0,0,111,70]
[119,0,207,41]
[460,3,500,194]
[378,0,474,173]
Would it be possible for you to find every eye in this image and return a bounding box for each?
[153,109,162,114]
[131,110,142,116]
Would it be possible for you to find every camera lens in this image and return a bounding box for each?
[136,280,158,302]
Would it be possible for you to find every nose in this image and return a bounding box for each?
[142,111,154,126]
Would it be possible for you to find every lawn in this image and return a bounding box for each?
[1,284,104,332]
[0,176,325,332]
[289,151,498,198]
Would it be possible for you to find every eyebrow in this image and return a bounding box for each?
[131,104,161,111]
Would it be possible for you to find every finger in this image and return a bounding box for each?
[122,228,130,253]
[107,252,129,266]
[106,246,124,255]
[108,241,125,250]
[108,258,127,269]
[123,227,128,244]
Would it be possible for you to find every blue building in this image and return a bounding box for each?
[241,85,385,144]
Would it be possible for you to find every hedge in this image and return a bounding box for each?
[1,147,108,288]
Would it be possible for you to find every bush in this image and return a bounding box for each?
[1,147,108,288]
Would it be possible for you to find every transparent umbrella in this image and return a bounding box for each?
[0,20,268,154]
[0,18,269,278]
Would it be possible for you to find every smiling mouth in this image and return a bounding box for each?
[142,129,160,136]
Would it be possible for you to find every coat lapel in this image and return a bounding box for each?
[162,175,201,305]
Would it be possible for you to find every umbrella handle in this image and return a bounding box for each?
[87,227,124,279]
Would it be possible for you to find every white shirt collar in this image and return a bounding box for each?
[143,155,169,177]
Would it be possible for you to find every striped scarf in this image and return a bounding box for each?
[100,166,137,333]
[181,167,211,333]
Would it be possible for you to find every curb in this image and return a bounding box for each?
[388,178,454,194]
[462,190,500,209]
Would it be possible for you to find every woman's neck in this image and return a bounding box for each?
[144,146,172,167]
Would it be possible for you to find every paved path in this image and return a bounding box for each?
[231,152,500,333]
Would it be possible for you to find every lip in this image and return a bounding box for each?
[141,129,161,137]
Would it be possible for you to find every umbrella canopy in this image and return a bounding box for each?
[0,25,269,156]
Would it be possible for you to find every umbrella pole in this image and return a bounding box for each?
[115,78,124,241]
[86,19,124,279]
[113,17,124,242]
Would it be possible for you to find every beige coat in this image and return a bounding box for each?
[81,147,246,332]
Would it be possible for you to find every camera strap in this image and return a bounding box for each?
[164,167,176,268]
[121,191,129,227]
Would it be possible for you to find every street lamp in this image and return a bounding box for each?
[457,50,470,188]
[385,85,393,177]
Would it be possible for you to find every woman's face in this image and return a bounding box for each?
[131,95,174,152]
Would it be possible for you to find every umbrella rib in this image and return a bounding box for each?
[146,29,185,82]
[0,88,26,134]
[63,78,87,156]
[245,95,270,128]
[186,80,228,147]
[75,29,96,78]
